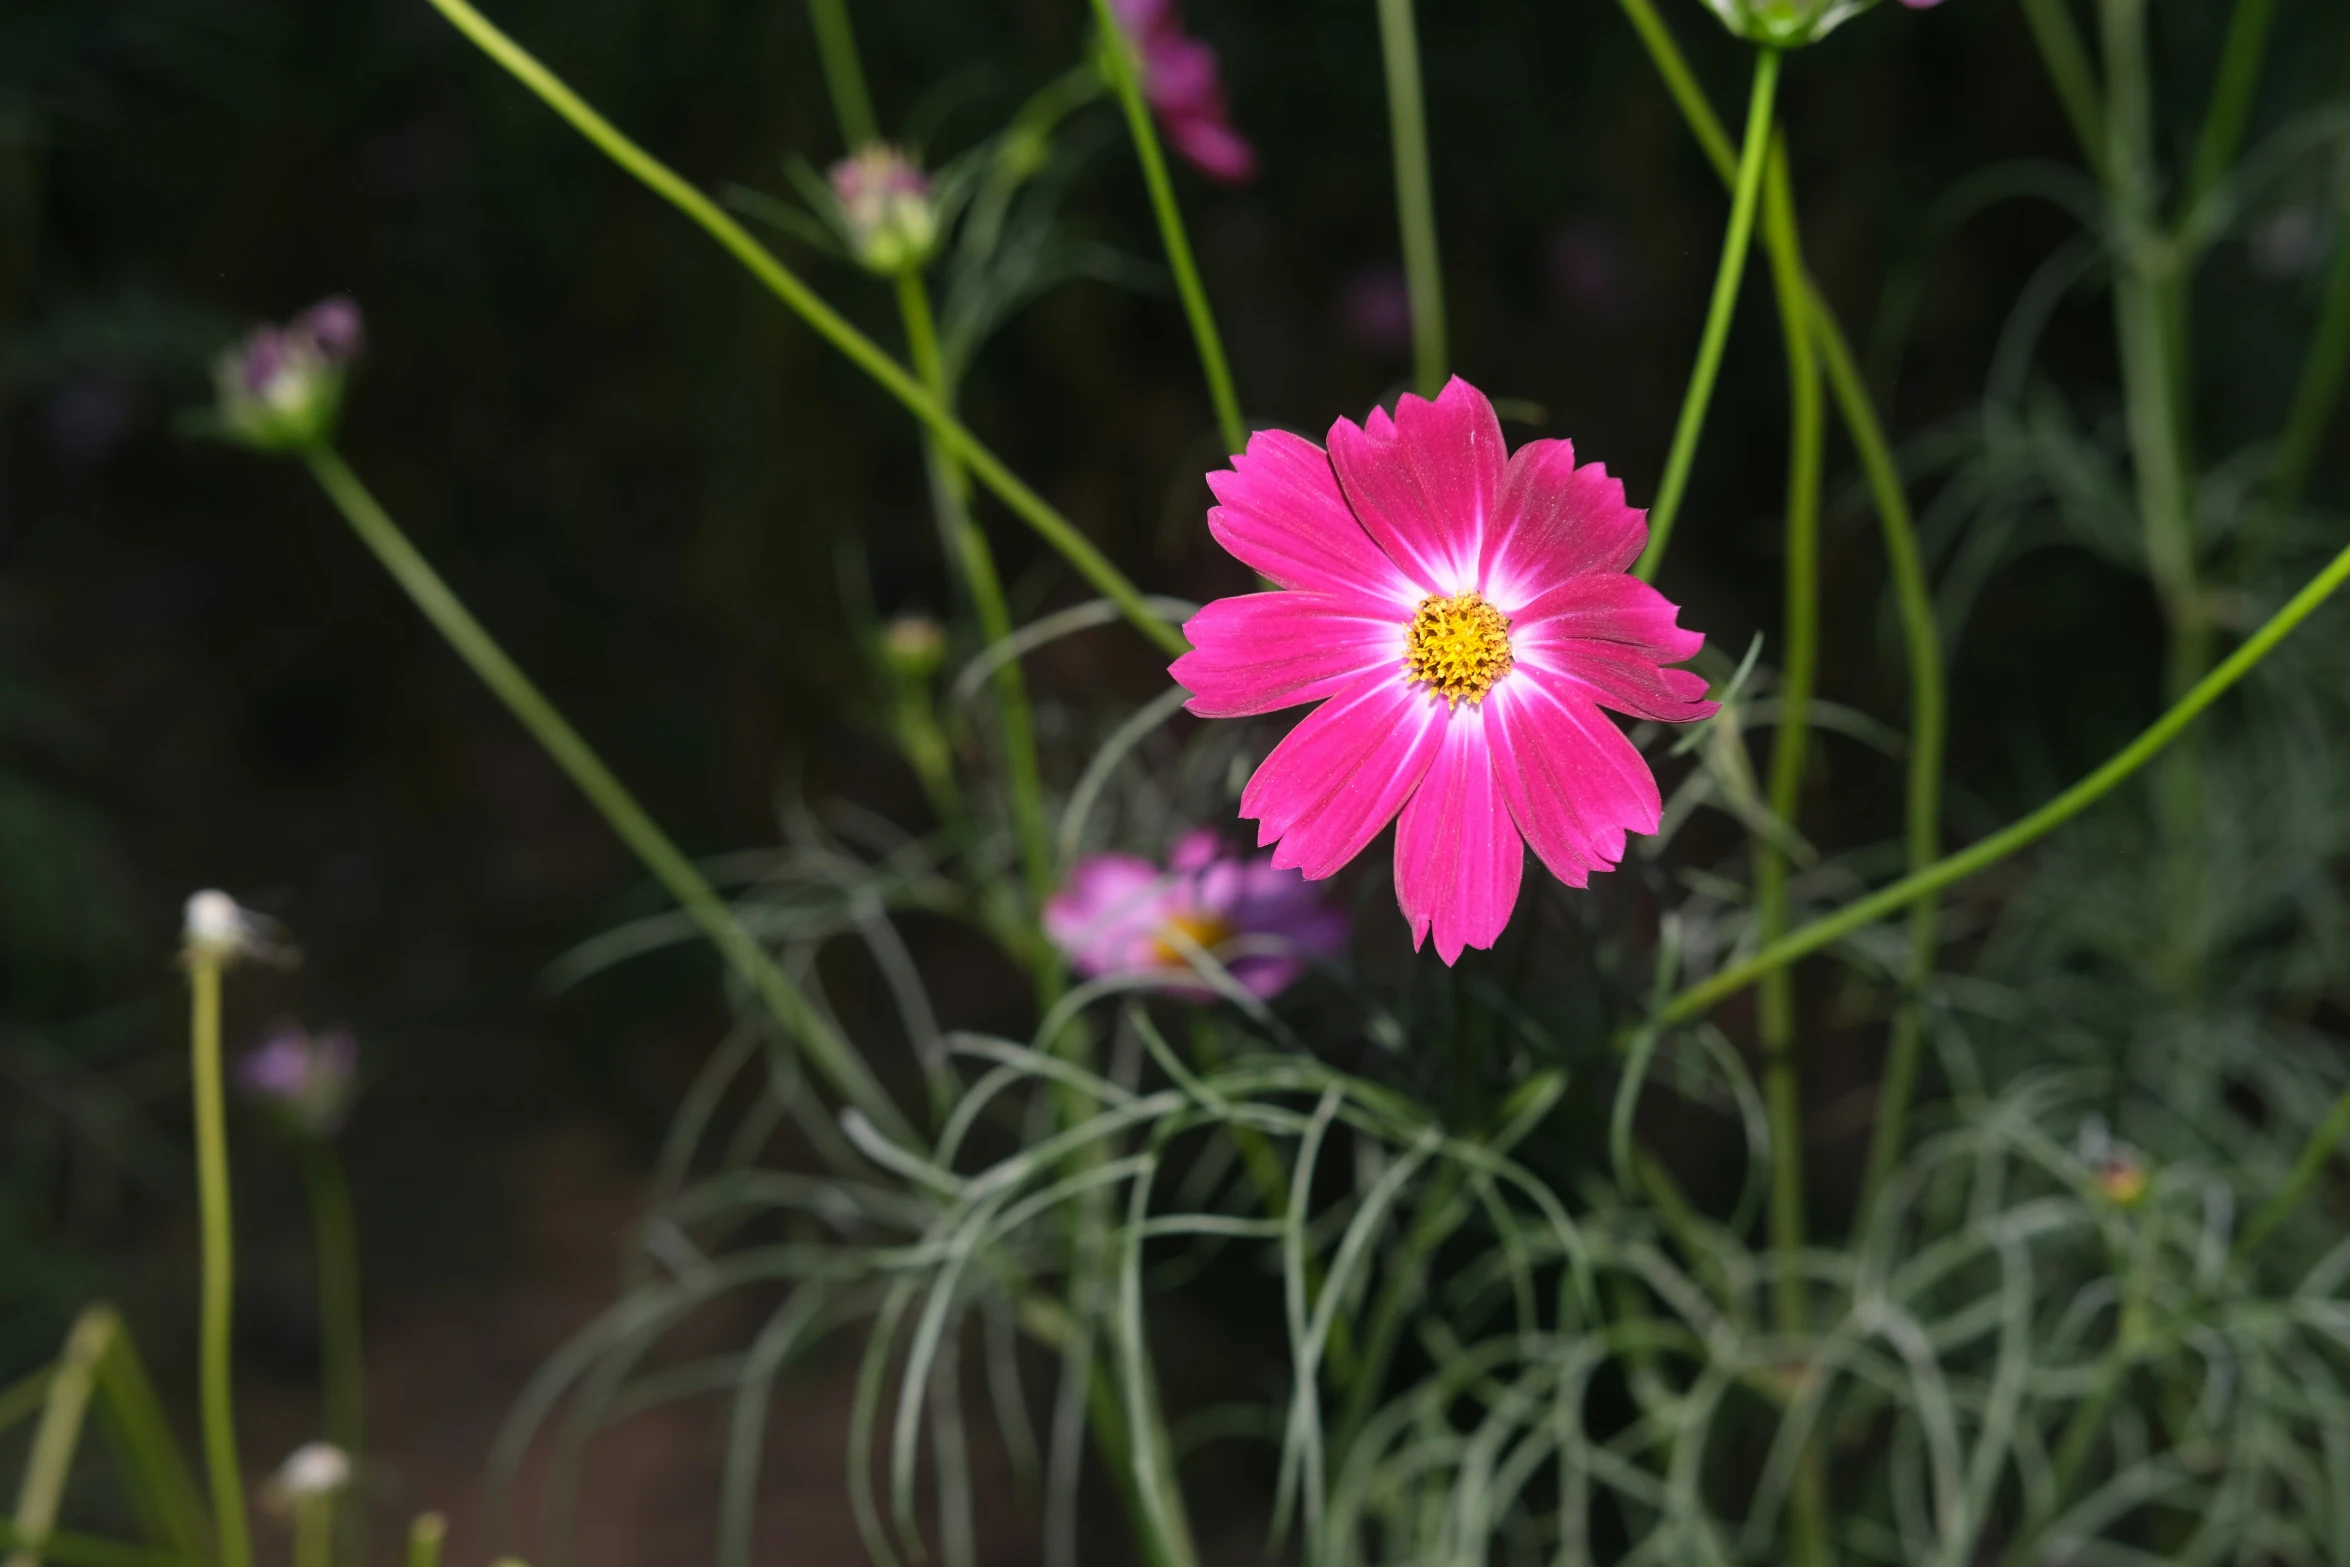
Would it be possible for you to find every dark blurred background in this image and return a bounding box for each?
[1,0,2344,1556]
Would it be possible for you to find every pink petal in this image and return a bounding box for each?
[1511,576,1717,724]
[1488,672,1662,887]
[1240,669,1446,879]
[1326,377,1506,594]
[1165,114,1257,183]
[1393,705,1523,964]
[1207,430,1421,600]
[1044,855,1174,976]
[1173,592,1404,717]
[1478,440,1648,607]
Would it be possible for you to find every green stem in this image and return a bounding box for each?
[301,1144,365,1479]
[1374,0,1447,398]
[7,1310,111,1567]
[405,1514,447,1567]
[1633,47,1780,582]
[2235,1078,2350,1261]
[302,446,918,1147]
[426,0,1187,658]
[291,1494,332,1567]
[89,1321,212,1562]
[2017,0,2109,178]
[804,0,878,150]
[894,273,1054,927]
[2183,0,2276,214]
[1608,0,1948,1219]
[188,957,253,1567]
[1663,533,2350,1024]
[2263,211,2350,532]
[1084,0,1248,455]
[2100,0,2205,697]
[0,1523,194,1567]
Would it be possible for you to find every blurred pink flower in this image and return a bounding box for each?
[1045,828,1345,997]
[1170,378,1717,964]
[239,1022,360,1139]
[1110,0,1257,184]
[1898,0,1945,7]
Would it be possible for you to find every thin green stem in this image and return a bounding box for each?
[1633,47,1780,582]
[291,1494,332,1567]
[7,1310,111,1567]
[1663,533,2350,1024]
[1084,0,1247,455]
[1374,0,1447,398]
[2235,1078,2350,1261]
[2183,0,2276,214]
[90,1323,212,1561]
[425,0,1187,657]
[2263,213,2350,532]
[405,1514,447,1567]
[2100,0,2205,697]
[301,1144,365,1480]
[302,446,918,1147]
[188,957,253,1567]
[0,1522,195,1567]
[1609,0,1948,1217]
[2017,0,2109,178]
[894,273,1054,928]
[805,0,879,150]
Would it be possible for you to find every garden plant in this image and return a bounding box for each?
[9,0,2350,1562]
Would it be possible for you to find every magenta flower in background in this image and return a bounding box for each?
[1109,0,1257,185]
[239,1023,360,1139]
[1045,828,1346,998]
[1171,378,1718,965]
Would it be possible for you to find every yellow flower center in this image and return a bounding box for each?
[1404,591,1513,707]
[1149,911,1237,967]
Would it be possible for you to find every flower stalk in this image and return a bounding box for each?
[1373,0,1447,398]
[1634,47,1780,582]
[187,944,254,1567]
[301,1142,365,1484]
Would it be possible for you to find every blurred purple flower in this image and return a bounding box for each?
[1109,0,1257,185]
[215,296,366,452]
[829,145,940,273]
[1045,828,1345,998]
[1897,0,1945,8]
[1337,262,1412,357]
[238,1023,360,1139]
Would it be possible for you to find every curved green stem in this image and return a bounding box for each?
[1084,0,1248,455]
[2017,0,2108,178]
[188,957,253,1567]
[301,1144,364,1485]
[2235,1077,2350,1262]
[2263,214,2350,534]
[2183,0,2276,214]
[1664,533,2350,1025]
[895,273,1056,934]
[7,1310,110,1567]
[1633,47,1779,582]
[302,446,917,1148]
[805,0,879,149]
[426,0,1186,658]
[1375,0,1447,397]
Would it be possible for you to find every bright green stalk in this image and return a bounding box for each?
[804,0,879,149]
[1608,0,1948,1216]
[2099,0,2206,696]
[291,1494,332,1567]
[188,956,253,1567]
[425,0,1187,658]
[2016,0,2108,178]
[1633,47,1780,582]
[405,1514,447,1567]
[895,273,1056,934]
[2263,213,2350,530]
[2235,1079,2350,1261]
[1084,0,1247,455]
[1756,135,1831,1567]
[2183,0,2276,213]
[1663,533,2350,1024]
[1374,0,1447,397]
[301,1143,364,1486]
[7,1310,110,1567]
[302,446,918,1147]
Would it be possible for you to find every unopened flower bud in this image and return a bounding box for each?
[183,889,285,968]
[239,1023,360,1140]
[1689,0,1916,46]
[829,146,939,275]
[2094,1153,2150,1208]
[265,1442,353,1509]
[213,296,365,452]
[881,615,947,679]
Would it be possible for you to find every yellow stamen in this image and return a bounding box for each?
[1404,591,1513,707]
[1149,911,1237,967]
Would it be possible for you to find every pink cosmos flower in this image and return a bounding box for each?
[1170,378,1718,965]
[1109,0,1257,185]
[1044,828,1346,998]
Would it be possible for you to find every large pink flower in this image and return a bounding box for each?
[1170,377,1717,965]
[1110,0,1257,185]
[1045,829,1346,998]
